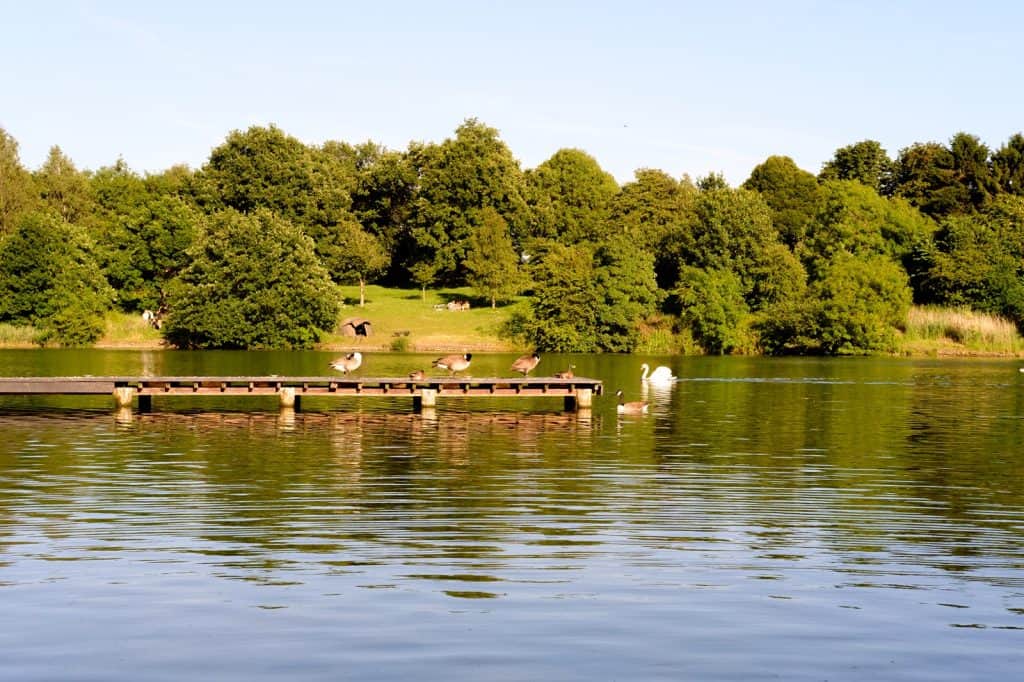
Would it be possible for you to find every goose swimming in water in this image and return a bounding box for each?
[511,353,541,376]
[616,389,649,415]
[432,353,472,376]
[329,352,363,375]
[640,363,676,384]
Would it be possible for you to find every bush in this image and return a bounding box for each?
[164,209,340,349]
[0,212,112,345]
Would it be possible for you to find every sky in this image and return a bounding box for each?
[3,0,1023,186]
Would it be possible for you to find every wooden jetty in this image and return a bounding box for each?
[0,376,603,412]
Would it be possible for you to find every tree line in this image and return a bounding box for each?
[1,120,1022,353]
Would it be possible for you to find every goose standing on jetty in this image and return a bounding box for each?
[616,390,649,415]
[554,365,575,379]
[432,353,472,376]
[640,363,676,385]
[408,369,426,381]
[511,353,541,376]
[329,352,363,375]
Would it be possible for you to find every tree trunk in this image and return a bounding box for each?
[491,296,496,309]
[359,278,366,307]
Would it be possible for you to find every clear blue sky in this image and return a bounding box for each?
[3,0,1022,185]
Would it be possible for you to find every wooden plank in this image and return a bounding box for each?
[0,378,116,394]
[0,376,603,400]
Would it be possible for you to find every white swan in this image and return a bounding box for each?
[640,363,676,384]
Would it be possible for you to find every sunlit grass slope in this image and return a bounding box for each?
[320,285,528,352]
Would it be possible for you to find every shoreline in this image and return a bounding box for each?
[0,339,1006,358]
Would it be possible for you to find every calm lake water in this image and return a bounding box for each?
[1,350,1022,680]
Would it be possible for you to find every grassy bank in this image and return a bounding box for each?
[900,306,1024,356]
[320,285,527,352]
[3,295,1023,357]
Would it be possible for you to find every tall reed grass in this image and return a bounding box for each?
[0,323,38,346]
[903,306,1024,354]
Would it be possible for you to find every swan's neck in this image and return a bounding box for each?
[641,365,649,381]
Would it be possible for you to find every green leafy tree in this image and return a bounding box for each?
[918,196,1024,320]
[197,125,353,230]
[164,209,340,349]
[336,143,419,283]
[819,140,894,194]
[591,236,661,351]
[465,207,523,307]
[318,217,390,306]
[743,155,823,248]
[670,185,799,307]
[0,127,36,235]
[525,148,620,244]
[610,168,697,287]
[515,243,600,352]
[88,161,199,311]
[890,135,996,219]
[804,180,935,285]
[696,172,730,191]
[34,146,92,223]
[950,132,998,210]
[992,133,1024,195]
[807,252,912,354]
[611,169,695,250]
[891,141,964,218]
[409,119,528,286]
[517,237,659,352]
[0,212,112,345]
[673,266,749,354]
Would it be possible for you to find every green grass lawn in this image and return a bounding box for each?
[321,285,529,352]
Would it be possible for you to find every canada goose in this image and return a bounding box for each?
[511,353,541,376]
[432,353,472,376]
[554,365,576,379]
[329,352,363,375]
[616,389,649,415]
[640,363,676,384]
[408,369,426,381]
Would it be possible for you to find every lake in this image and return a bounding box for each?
[1,350,1022,680]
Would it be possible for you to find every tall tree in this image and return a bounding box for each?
[804,180,935,281]
[0,127,35,235]
[890,136,996,218]
[34,146,92,223]
[318,217,390,306]
[992,133,1024,195]
[342,143,419,284]
[918,196,1024,320]
[743,155,824,248]
[611,168,696,251]
[950,132,998,211]
[525,148,620,245]
[464,207,523,308]
[819,140,894,194]
[198,125,353,230]
[408,119,528,286]
[517,237,659,352]
[0,212,112,345]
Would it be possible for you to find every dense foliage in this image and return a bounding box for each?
[163,210,339,349]
[1,121,1022,353]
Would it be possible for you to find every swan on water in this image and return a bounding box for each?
[640,363,676,384]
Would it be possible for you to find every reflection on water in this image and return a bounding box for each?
[1,353,1023,680]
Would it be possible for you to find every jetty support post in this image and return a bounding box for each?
[113,386,136,410]
[414,388,438,412]
[564,388,593,412]
[279,387,301,411]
